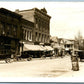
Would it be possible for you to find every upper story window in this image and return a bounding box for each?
[27,31,29,41]
[36,24,38,29]
[42,34,44,43]
[29,31,32,41]
[0,22,4,34]
[25,31,27,40]
[35,18,38,29]
[47,36,50,43]
[13,25,17,37]
[39,33,41,42]
[23,29,26,40]
[35,32,38,41]
[8,24,12,35]
[23,29,32,41]
[44,35,46,43]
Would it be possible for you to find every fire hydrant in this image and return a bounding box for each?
[71,55,79,71]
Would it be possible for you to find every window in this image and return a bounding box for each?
[26,31,27,40]
[35,18,38,29]
[42,34,45,43]
[35,32,38,41]
[0,23,5,35]
[44,35,46,43]
[67,45,70,48]
[39,33,41,42]
[30,31,32,41]
[7,25,10,35]
[27,31,29,40]
[23,29,26,40]
[13,25,17,36]
[47,36,49,43]
[0,23,3,34]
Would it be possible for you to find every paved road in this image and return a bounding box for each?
[0,56,72,78]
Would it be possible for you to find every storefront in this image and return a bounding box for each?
[0,36,19,59]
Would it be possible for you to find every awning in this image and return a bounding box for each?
[40,46,47,51]
[45,46,53,51]
[73,49,83,52]
[53,45,61,49]
[23,44,44,51]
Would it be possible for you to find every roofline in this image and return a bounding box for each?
[0,7,22,18]
[18,8,34,12]
[21,18,34,25]
[18,7,51,18]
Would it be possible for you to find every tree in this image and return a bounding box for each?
[75,31,84,50]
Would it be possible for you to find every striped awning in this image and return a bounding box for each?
[23,44,44,51]
[45,46,53,51]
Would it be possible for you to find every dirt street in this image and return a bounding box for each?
[0,56,72,78]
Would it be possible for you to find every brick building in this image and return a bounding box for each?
[0,7,52,59]
[0,8,22,58]
[15,8,51,45]
[20,18,34,52]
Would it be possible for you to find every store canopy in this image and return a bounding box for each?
[53,45,61,49]
[73,49,83,52]
[40,46,47,51]
[53,45,65,50]
[23,44,44,51]
[45,46,53,51]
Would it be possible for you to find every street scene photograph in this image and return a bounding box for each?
[0,1,84,82]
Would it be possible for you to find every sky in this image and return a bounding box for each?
[0,2,84,39]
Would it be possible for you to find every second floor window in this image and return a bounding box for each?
[23,29,26,40]
[35,32,38,41]
[13,25,17,36]
[29,31,32,41]
[0,23,4,34]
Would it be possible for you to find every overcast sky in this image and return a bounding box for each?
[0,2,84,39]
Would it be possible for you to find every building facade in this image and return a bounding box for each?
[0,7,52,59]
[16,8,51,45]
[20,18,34,52]
[64,39,74,55]
[0,8,22,57]
[50,37,65,56]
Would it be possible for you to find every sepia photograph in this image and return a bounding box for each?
[0,0,84,82]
